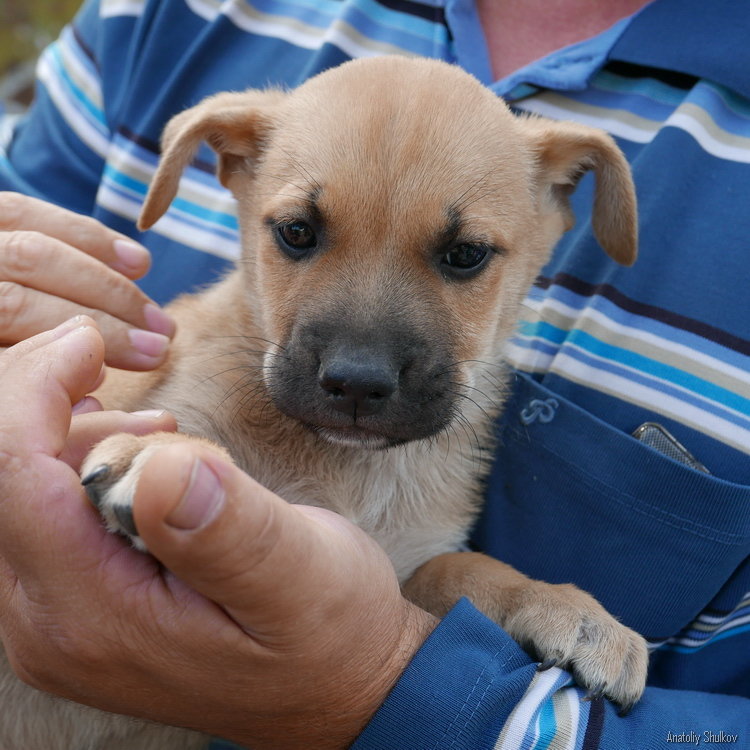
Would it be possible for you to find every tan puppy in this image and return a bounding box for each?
[0,56,647,749]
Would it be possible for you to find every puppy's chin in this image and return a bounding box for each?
[306,424,403,450]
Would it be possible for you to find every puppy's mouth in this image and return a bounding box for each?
[302,422,405,450]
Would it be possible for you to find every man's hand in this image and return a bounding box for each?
[0,193,175,369]
[0,318,437,749]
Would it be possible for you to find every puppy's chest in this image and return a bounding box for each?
[150,371,488,579]
[226,434,484,580]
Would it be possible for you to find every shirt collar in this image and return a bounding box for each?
[446,0,749,101]
[609,0,750,100]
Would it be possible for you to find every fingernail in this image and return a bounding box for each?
[166,459,225,530]
[72,396,102,415]
[143,303,176,337]
[53,315,88,339]
[113,239,150,271]
[130,409,167,418]
[128,329,170,358]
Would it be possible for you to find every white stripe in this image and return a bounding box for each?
[664,111,750,164]
[549,348,750,456]
[108,142,237,215]
[100,0,146,17]
[495,668,571,750]
[516,98,750,164]
[97,184,241,259]
[558,688,580,750]
[697,597,750,625]
[521,296,750,391]
[36,55,110,158]
[186,0,409,56]
[664,615,750,648]
[514,99,658,144]
[57,36,104,117]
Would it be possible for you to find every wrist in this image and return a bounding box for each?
[335,602,439,747]
[237,601,438,750]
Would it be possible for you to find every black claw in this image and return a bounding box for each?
[617,703,634,718]
[82,465,111,509]
[582,688,605,702]
[81,464,111,486]
[113,503,138,537]
[537,658,559,672]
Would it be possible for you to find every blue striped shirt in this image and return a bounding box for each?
[1,0,748,746]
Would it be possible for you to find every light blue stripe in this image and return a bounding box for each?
[102,174,239,244]
[103,164,239,232]
[171,196,239,232]
[247,0,446,46]
[551,341,750,432]
[680,607,750,641]
[686,81,750,137]
[592,69,686,107]
[103,175,240,245]
[564,81,676,123]
[511,334,561,360]
[344,3,447,55]
[524,283,750,372]
[60,24,99,80]
[517,673,572,750]
[47,44,108,134]
[567,328,750,418]
[532,696,557,750]
[111,135,230,192]
[657,623,750,653]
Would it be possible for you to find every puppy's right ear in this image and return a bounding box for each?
[138,89,286,231]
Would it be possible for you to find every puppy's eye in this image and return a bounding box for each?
[276,221,317,258]
[440,243,491,279]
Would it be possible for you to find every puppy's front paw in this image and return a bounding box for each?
[80,432,232,551]
[81,433,172,551]
[505,583,649,712]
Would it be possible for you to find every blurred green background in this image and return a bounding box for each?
[1,0,80,109]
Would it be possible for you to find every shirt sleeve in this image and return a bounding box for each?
[0,0,107,214]
[352,599,750,750]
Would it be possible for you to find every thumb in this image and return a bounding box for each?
[132,443,398,636]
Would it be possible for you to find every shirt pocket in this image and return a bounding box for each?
[472,371,750,640]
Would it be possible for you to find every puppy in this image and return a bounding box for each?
[0,57,647,749]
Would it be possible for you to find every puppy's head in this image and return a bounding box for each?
[140,57,636,448]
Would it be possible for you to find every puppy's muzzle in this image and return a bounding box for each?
[318,348,399,418]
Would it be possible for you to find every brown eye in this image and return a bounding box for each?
[440,243,491,278]
[277,221,317,258]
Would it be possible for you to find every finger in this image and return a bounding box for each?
[0,318,105,456]
[0,192,151,278]
[133,444,397,636]
[0,231,174,334]
[0,285,171,370]
[61,409,178,469]
[72,395,103,416]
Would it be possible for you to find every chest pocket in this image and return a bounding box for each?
[472,371,750,640]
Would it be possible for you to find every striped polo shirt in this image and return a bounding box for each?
[1,0,748,747]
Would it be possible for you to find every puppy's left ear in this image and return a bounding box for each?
[526,118,638,266]
[138,89,286,231]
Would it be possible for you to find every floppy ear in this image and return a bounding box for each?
[138,89,286,230]
[526,118,638,266]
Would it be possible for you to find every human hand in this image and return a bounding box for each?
[0,192,175,369]
[0,317,437,750]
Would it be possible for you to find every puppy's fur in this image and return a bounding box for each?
[0,57,647,749]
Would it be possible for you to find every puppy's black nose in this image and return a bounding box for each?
[319,355,397,418]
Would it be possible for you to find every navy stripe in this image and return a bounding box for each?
[604,60,698,91]
[117,125,216,174]
[375,0,445,25]
[536,273,750,358]
[581,698,605,750]
[71,21,99,71]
